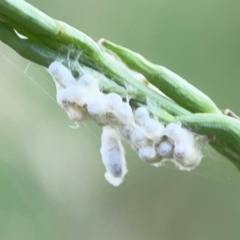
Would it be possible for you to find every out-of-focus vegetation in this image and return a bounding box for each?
[0,0,240,239]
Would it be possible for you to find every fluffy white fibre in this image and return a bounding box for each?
[48,62,75,89]
[100,127,127,186]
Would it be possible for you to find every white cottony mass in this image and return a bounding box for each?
[48,61,75,89]
[134,107,149,126]
[100,127,127,186]
[48,61,204,186]
[157,140,173,158]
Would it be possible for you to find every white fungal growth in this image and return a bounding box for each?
[134,107,149,126]
[157,140,173,158]
[138,146,158,163]
[48,61,75,89]
[100,126,127,186]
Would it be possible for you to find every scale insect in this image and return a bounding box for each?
[48,61,205,186]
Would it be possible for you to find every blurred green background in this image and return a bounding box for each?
[0,0,240,239]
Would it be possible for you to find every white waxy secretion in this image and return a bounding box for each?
[105,93,135,125]
[119,124,135,141]
[48,61,75,89]
[87,93,107,116]
[114,102,134,124]
[157,140,173,158]
[65,85,89,106]
[48,59,204,185]
[56,89,67,107]
[66,106,86,121]
[129,123,148,149]
[164,123,182,143]
[134,107,149,126]
[100,126,127,186]
[138,146,158,163]
[165,123,194,146]
[107,93,123,110]
[173,143,202,169]
[56,89,86,121]
[104,172,123,187]
[144,118,165,141]
[78,74,99,92]
[164,123,201,169]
